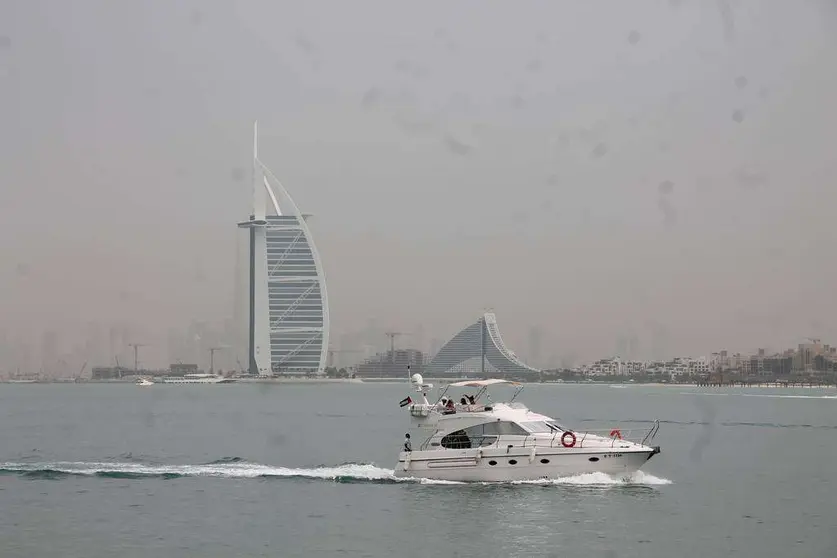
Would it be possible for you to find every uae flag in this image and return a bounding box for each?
[399,396,412,407]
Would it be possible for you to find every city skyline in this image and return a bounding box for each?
[2,2,837,372]
[3,316,835,379]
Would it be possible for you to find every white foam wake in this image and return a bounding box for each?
[0,461,672,486]
[0,461,395,481]
[510,470,672,486]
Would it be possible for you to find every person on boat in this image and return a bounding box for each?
[444,398,456,414]
[466,394,476,405]
[403,433,412,452]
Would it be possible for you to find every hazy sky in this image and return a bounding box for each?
[2,0,837,368]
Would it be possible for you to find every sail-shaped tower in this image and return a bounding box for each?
[237,123,330,375]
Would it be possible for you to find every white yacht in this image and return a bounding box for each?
[135,378,154,387]
[394,374,660,482]
[161,374,236,385]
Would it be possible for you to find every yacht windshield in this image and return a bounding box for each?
[519,421,555,434]
[546,420,567,432]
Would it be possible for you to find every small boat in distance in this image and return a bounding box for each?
[161,374,235,385]
[135,378,154,387]
[394,373,661,482]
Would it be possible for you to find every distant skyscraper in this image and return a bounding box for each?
[615,331,640,360]
[237,123,329,375]
[615,336,628,360]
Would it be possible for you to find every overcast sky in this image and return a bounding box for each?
[2,0,837,368]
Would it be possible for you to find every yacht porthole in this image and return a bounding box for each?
[508,459,518,465]
[488,460,497,466]
[588,457,600,462]
[540,458,550,464]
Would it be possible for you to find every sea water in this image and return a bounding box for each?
[1,382,834,557]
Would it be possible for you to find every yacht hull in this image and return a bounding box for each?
[393,446,659,482]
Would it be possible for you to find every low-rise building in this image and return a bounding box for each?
[356,349,426,378]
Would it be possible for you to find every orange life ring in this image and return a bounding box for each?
[610,429,622,439]
[561,431,576,448]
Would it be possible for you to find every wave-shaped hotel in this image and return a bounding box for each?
[425,313,540,378]
[237,123,329,375]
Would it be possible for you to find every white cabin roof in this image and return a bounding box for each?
[433,402,554,429]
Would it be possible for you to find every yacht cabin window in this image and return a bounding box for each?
[480,421,528,436]
[439,421,530,449]
[464,421,528,438]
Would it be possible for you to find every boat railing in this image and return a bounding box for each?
[641,419,661,445]
[564,422,660,448]
[517,423,661,449]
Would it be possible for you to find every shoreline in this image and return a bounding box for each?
[3,378,833,388]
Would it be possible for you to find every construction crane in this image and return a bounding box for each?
[327,348,362,368]
[77,360,88,381]
[384,331,411,362]
[128,343,147,373]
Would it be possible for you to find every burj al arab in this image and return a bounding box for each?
[237,123,330,376]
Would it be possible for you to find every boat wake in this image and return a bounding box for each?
[680,392,836,400]
[0,460,672,486]
[510,470,671,486]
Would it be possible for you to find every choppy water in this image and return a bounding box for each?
[1,382,835,557]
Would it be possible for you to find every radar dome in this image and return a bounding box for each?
[411,373,424,386]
